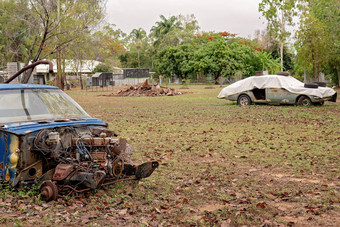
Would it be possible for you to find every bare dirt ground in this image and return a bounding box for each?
[1,85,339,226]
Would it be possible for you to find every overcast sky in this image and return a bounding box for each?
[105,0,267,38]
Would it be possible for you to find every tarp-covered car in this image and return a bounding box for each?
[218,75,337,106]
[0,84,158,201]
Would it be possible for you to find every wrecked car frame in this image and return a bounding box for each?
[218,75,337,106]
[0,83,158,201]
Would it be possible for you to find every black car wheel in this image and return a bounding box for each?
[237,94,251,106]
[312,81,326,87]
[297,96,312,106]
[304,83,318,88]
[276,71,290,76]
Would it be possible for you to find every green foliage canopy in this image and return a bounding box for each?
[155,32,280,81]
[295,12,331,81]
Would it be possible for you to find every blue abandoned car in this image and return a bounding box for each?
[0,63,158,201]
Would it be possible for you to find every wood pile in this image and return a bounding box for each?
[104,80,182,97]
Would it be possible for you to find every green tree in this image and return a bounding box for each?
[156,44,194,80]
[257,51,281,73]
[120,28,151,69]
[308,0,340,85]
[0,0,34,67]
[259,0,300,70]
[155,32,280,82]
[151,15,182,39]
[89,24,126,73]
[295,12,331,81]
[130,28,146,68]
[66,33,97,90]
[193,39,231,81]
[150,15,182,47]
[0,0,106,89]
[266,41,294,72]
[145,14,199,70]
[93,63,113,73]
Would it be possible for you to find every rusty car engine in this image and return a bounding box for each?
[1,61,158,202]
[12,125,158,201]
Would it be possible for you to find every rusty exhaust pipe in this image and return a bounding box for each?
[4,60,54,84]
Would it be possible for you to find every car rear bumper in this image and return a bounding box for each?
[330,92,337,102]
[312,92,337,103]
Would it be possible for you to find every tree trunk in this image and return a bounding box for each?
[316,60,320,82]
[311,49,318,81]
[80,73,83,90]
[56,49,62,89]
[56,50,66,90]
[151,55,154,69]
[21,17,50,84]
[79,62,84,90]
[312,65,317,81]
[62,55,66,90]
[22,69,33,84]
[280,42,283,71]
[21,36,38,83]
[137,49,140,68]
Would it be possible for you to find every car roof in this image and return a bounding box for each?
[247,74,289,79]
[0,84,58,90]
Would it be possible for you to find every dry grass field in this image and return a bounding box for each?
[1,85,339,226]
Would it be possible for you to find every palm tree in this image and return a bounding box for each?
[150,15,182,46]
[130,28,146,68]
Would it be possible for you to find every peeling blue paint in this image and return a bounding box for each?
[0,132,9,180]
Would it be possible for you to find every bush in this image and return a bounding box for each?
[93,63,113,73]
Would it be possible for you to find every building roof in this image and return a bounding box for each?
[92,73,101,78]
[35,59,104,74]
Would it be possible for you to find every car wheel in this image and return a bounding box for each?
[40,180,58,201]
[304,83,318,88]
[297,96,312,106]
[312,82,326,87]
[237,94,252,106]
[276,71,290,76]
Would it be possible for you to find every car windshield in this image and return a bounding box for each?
[0,88,90,124]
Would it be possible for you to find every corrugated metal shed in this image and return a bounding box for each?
[123,68,149,78]
[91,73,113,87]
[92,73,101,78]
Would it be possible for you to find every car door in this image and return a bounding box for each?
[266,88,295,104]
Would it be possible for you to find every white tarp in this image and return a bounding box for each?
[217,75,336,99]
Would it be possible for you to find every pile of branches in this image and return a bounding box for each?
[104,80,182,97]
